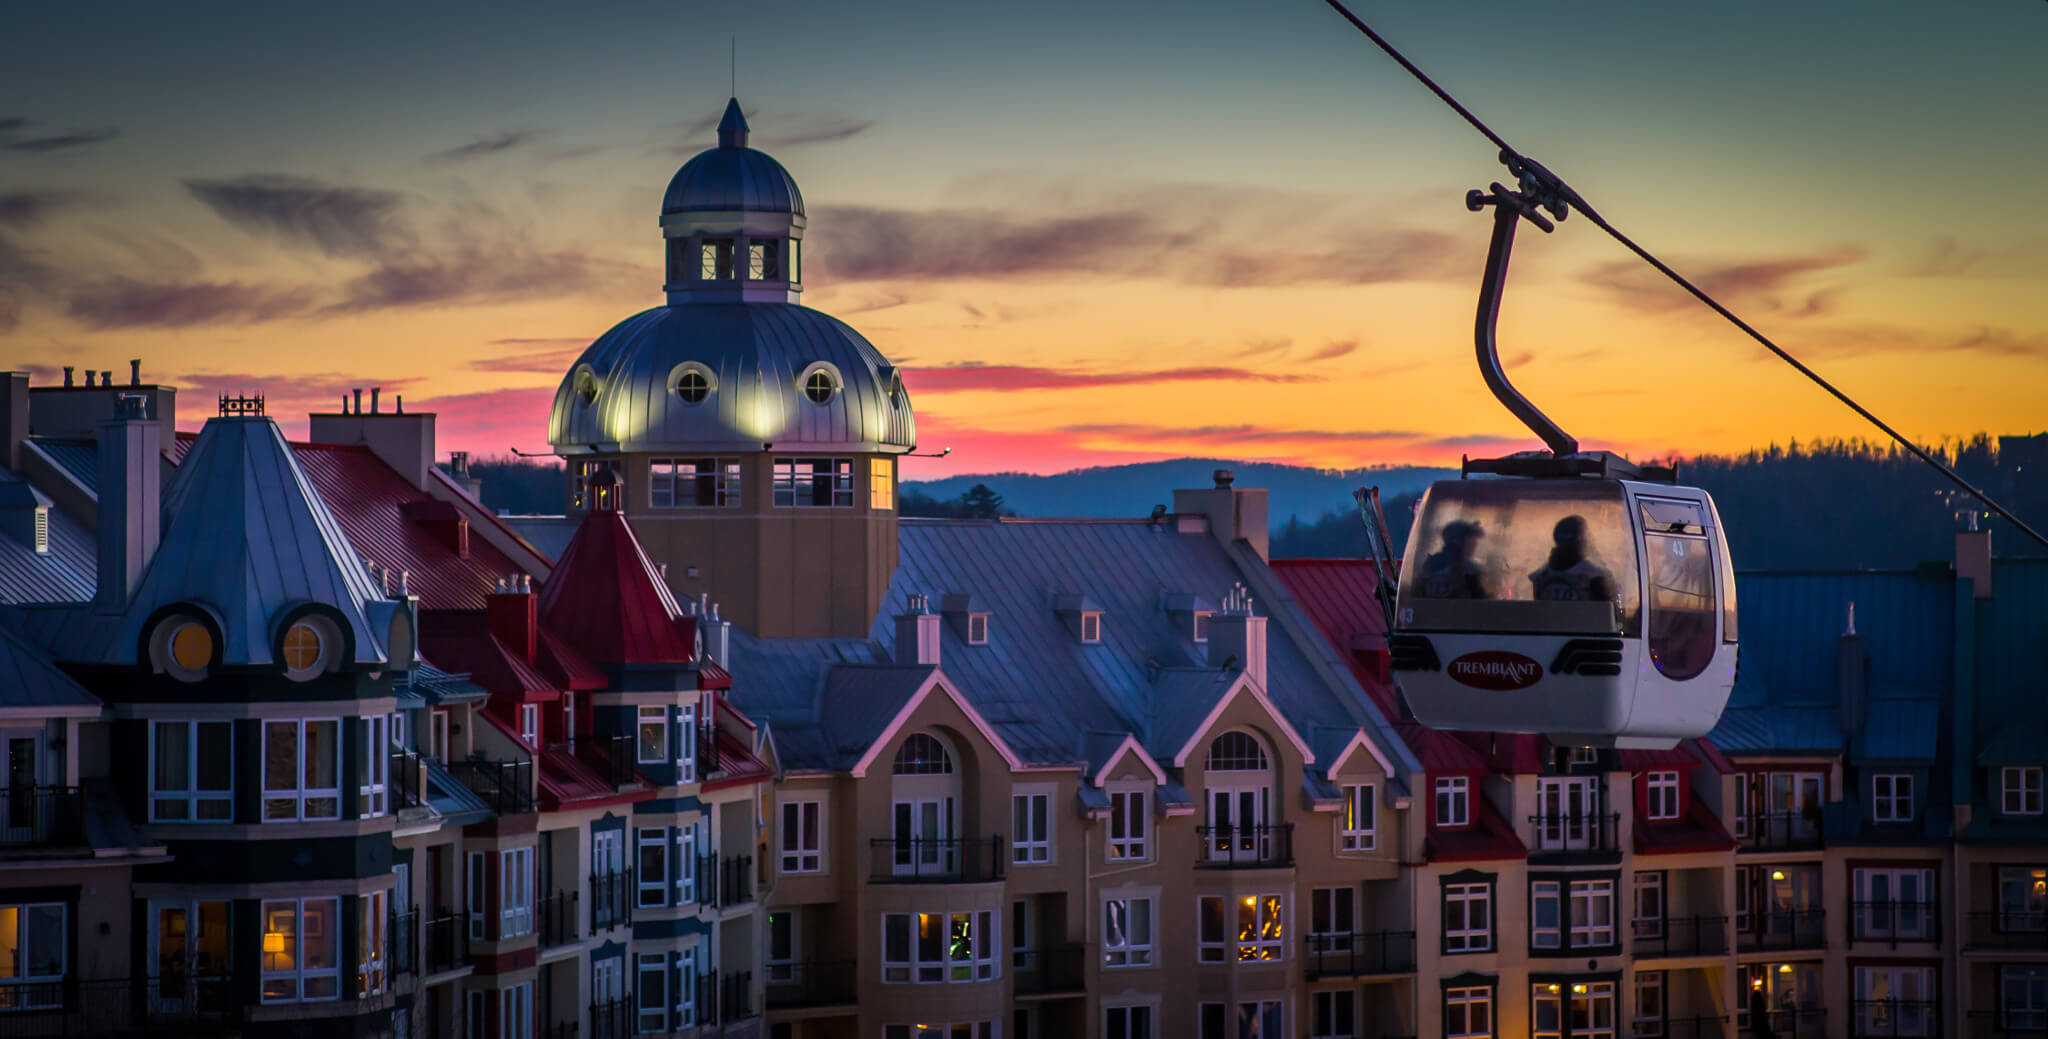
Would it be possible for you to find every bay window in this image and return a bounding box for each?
[881,909,996,984]
[260,897,339,1003]
[501,847,534,937]
[150,720,233,821]
[358,890,387,996]
[262,718,341,821]
[0,903,65,1008]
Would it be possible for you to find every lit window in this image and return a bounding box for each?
[1341,783,1376,851]
[881,910,995,983]
[1873,773,1914,822]
[1196,894,1284,962]
[787,238,801,281]
[1102,897,1154,968]
[2005,767,2043,816]
[1436,776,1471,827]
[261,897,339,1003]
[281,622,323,674]
[699,238,733,280]
[747,239,781,280]
[649,458,741,508]
[358,889,387,997]
[637,706,666,764]
[1647,771,1681,820]
[1446,985,1493,1039]
[150,720,233,821]
[1996,866,2047,932]
[1444,881,1492,953]
[0,903,66,1008]
[780,799,823,873]
[1572,746,1601,766]
[1012,790,1052,864]
[1108,789,1148,861]
[1534,981,1616,1039]
[772,457,854,508]
[803,369,837,404]
[871,457,894,510]
[262,719,341,821]
[169,621,213,676]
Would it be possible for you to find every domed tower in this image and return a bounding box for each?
[548,98,916,639]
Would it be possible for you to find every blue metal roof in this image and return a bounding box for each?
[1856,698,1940,760]
[0,621,99,714]
[26,438,98,495]
[663,100,804,217]
[0,470,95,605]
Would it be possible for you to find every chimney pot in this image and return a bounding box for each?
[353,388,363,414]
[1214,468,1235,488]
[395,394,403,414]
[371,387,380,414]
[62,366,74,387]
[100,371,111,387]
[129,359,140,385]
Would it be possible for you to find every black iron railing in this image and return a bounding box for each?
[719,970,752,1025]
[1195,824,1295,868]
[1848,900,1940,945]
[1851,1000,1938,1038]
[1528,811,1621,855]
[1637,1014,1730,1039]
[0,976,239,1036]
[590,870,633,932]
[868,836,1007,883]
[447,758,534,814]
[424,913,468,974]
[598,734,636,789]
[1743,1007,1827,1039]
[392,751,425,809]
[1631,914,1730,957]
[0,786,83,847]
[721,853,753,906]
[1966,1009,2048,1037]
[1012,944,1087,995]
[1738,909,1827,952]
[539,890,578,947]
[765,961,857,1009]
[1968,911,2048,949]
[544,1021,579,1039]
[1742,811,1825,851]
[589,997,633,1039]
[391,909,418,978]
[1304,931,1417,978]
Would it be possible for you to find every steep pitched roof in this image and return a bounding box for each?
[537,509,696,665]
[0,469,94,605]
[0,621,101,716]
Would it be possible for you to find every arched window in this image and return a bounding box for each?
[1206,731,1269,772]
[893,733,953,775]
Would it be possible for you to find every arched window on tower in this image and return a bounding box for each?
[747,239,781,280]
[700,238,734,280]
[890,732,959,878]
[1203,730,1276,864]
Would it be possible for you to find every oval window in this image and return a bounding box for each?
[282,621,324,673]
[677,369,710,403]
[575,369,599,406]
[170,623,213,673]
[803,369,837,404]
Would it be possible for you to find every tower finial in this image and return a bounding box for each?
[717,96,749,149]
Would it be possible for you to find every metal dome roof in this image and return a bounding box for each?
[662,98,806,217]
[547,303,915,454]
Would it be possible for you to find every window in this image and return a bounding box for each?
[1571,746,1601,766]
[699,238,733,280]
[1533,981,1617,1039]
[637,828,667,908]
[1446,986,1494,1039]
[649,458,741,508]
[1311,990,1355,1039]
[674,946,696,1028]
[2004,965,2048,1031]
[966,613,989,644]
[636,953,666,1032]
[1341,783,1376,851]
[1873,774,1914,822]
[1238,1001,1284,1037]
[501,848,534,937]
[767,912,794,982]
[1194,894,1284,962]
[871,458,894,511]
[1193,610,1211,643]
[281,621,324,675]
[1569,879,1617,948]
[1436,776,1470,827]
[500,981,532,1039]
[1106,1004,1154,1039]
[1012,790,1051,864]
[788,238,801,281]
[358,890,387,997]
[747,239,781,280]
[1764,771,1826,840]
[1646,772,1680,820]
[2004,767,2044,815]
[1532,881,1562,950]
[1635,971,1665,1038]
[1742,962,1821,1031]
[1998,866,2047,931]
[885,1026,995,1039]
[802,369,837,404]
[1012,899,1030,968]
[676,701,697,783]
[1309,886,1355,963]
[260,897,339,1003]
[1444,880,1492,953]
[1536,776,1601,849]
[1102,896,1154,968]
[167,620,213,678]
[636,706,666,764]
[780,800,822,873]
[262,719,341,821]
[893,734,953,774]
[1109,789,1148,861]
[510,704,536,747]
[1199,896,1226,963]
[1079,612,1102,643]
[1633,871,1665,940]
[1853,866,1936,939]
[1201,1003,1227,1039]
[674,823,697,905]
[772,458,854,507]
[468,851,488,940]
[360,715,389,817]
[880,910,995,983]
[150,720,233,821]
[1855,965,1935,1038]
[1732,772,1750,837]
[0,903,65,1008]
[674,368,710,404]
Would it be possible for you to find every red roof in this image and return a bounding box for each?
[1426,796,1528,862]
[702,727,773,792]
[420,611,558,696]
[538,509,697,665]
[1635,792,1738,855]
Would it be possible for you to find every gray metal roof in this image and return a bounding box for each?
[663,99,805,217]
[0,470,95,605]
[548,303,916,455]
[26,438,98,495]
[0,621,99,714]
[734,518,1411,779]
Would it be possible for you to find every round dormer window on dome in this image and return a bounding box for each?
[574,367,599,406]
[801,363,842,405]
[670,363,715,405]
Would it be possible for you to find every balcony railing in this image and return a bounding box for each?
[1012,944,1087,996]
[1632,915,1730,957]
[1966,911,2048,949]
[589,997,633,1039]
[1744,1007,1827,1039]
[1741,812,1825,851]
[1738,909,1827,952]
[698,970,753,1027]
[590,870,634,932]
[1636,1014,1730,1039]
[1852,1000,1939,1038]
[447,758,535,815]
[539,890,578,948]
[423,913,468,975]
[699,853,754,909]
[0,786,83,847]
[1195,824,1295,868]
[868,836,1007,883]
[0,976,239,1036]
[765,961,857,1009]
[392,910,418,978]
[1848,900,1940,946]
[1528,811,1622,856]
[1966,1010,2048,1038]
[1303,931,1418,978]
[585,735,637,789]
[392,751,425,809]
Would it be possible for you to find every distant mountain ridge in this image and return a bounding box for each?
[903,458,1454,527]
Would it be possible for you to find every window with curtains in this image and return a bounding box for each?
[149,720,232,821]
[262,719,341,821]
[1102,896,1154,968]
[780,800,822,873]
[260,897,339,1003]
[1342,783,1376,850]
[0,903,66,1008]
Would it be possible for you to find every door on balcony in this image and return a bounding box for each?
[1204,731,1274,861]
[150,900,230,1011]
[1767,772,1825,841]
[1536,777,1599,850]
[890,732,958,876]
[3,736,39,835]
[1856,965,1935,1038]
[1856,867,1936,940]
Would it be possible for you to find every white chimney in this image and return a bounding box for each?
[1206,583,1267,690]
[894,593,942,667]
[94,392,161,614]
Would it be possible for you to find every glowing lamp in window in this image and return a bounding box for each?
[171,623,213,673]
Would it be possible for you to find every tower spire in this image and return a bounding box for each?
[716,96,749,149]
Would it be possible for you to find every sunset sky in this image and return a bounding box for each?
[2,0,2043,481]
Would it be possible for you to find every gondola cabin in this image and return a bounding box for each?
[1389,474,1737,749]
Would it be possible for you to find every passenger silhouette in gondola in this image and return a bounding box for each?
[1529,515,1615,604]
[1420,520,1489,599]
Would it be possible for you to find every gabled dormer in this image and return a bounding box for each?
[1054,593,1103,644]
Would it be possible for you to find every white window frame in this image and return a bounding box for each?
[1647,771,1680,821]
[2002,965,2048,1030]
[1444,881,1491,953]
[1102,895,1154,968]
[1108,787,1148,861]
[675,945,697,1028]
[1105,1001,1156,1039]
[1732,772,1751,837]
[1853,866,1937,939]
[636,828,668,908]
[1311,988,1355,1039]
[2004,766,2044,816]
[148,719,233,822]
[1080,612,1102,643]
[1436,776,1470,827]
[1635,970,1665,1038]
[676,702,698,783]
[771,457,855,508]
[1012,787,1053,864]
[261,718,342,822]
[1531,880,1562,949]
[1341,782,1376,851]
[0,902,66,1008]
[767,912,795,982]
[500,847,534,937]
[360,715,389,818]
[780,798,823,873]
[636,706,666,765]
[1446,985,1493,1039]
[870,457,894,511]
[498,980,532,1039]
[359,888,388,997]
[259,896,340,1004]
[1569,877,1617,948]
[674,823,697,905]
[467,851,488,940]
[966,613,989,645]
[517,704,538,746]
[1198,894,1284,962]
[648,457,742,509]
[1634,870,1666,940]
[1854,964,1935,1038]
[1873,773,1914,822]
[636,952,667,1032]
[880,910,996,984]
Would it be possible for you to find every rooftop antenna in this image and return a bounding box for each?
[731,37,737,97]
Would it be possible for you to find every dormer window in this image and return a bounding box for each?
[699,238,734,280]
[967,613,989,645]
[1192,610,1211,643]
[800,366,841,404]
[1080,612,1101,644]
[748,240,781,280]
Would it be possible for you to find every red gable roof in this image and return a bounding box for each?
[538,509,696,665]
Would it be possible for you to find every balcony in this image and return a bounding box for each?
[590,870,634,932]
[0,976,239,1037]
[447,758,535,815]
[1195,824,1295,868]
[1013,944,1087,996]
[392,750,426,810]
[1967,1010,2048,1038]
[765,961,857,1010]
[1966,911,2048,950]
[1744,1008,1827,1039]
[1848,900,1940,947]
[1632,915,1731,958]
[700,852,754,909]
[1852,1000,1939,1039]
[544,1020,580,1039]
[868,836,1006,883]
[0,786,83,848]
[1528,810,1622,860]
[700,970,754,1026]
[1303,931,1417,979]
[391,910,418,978]
[1742,812,1825,852]
[423,913,469,975]
[1738,909,1827,952]
[539,890,579,948]
[1638,1015,1730,1039]
[589,997,633,1039]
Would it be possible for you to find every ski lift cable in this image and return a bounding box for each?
[1320,0,2048,552]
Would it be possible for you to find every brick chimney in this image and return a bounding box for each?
[894,594,942,667]
[1207,582,1268,690]
[488,574,537,663]
[94,392,162,614]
